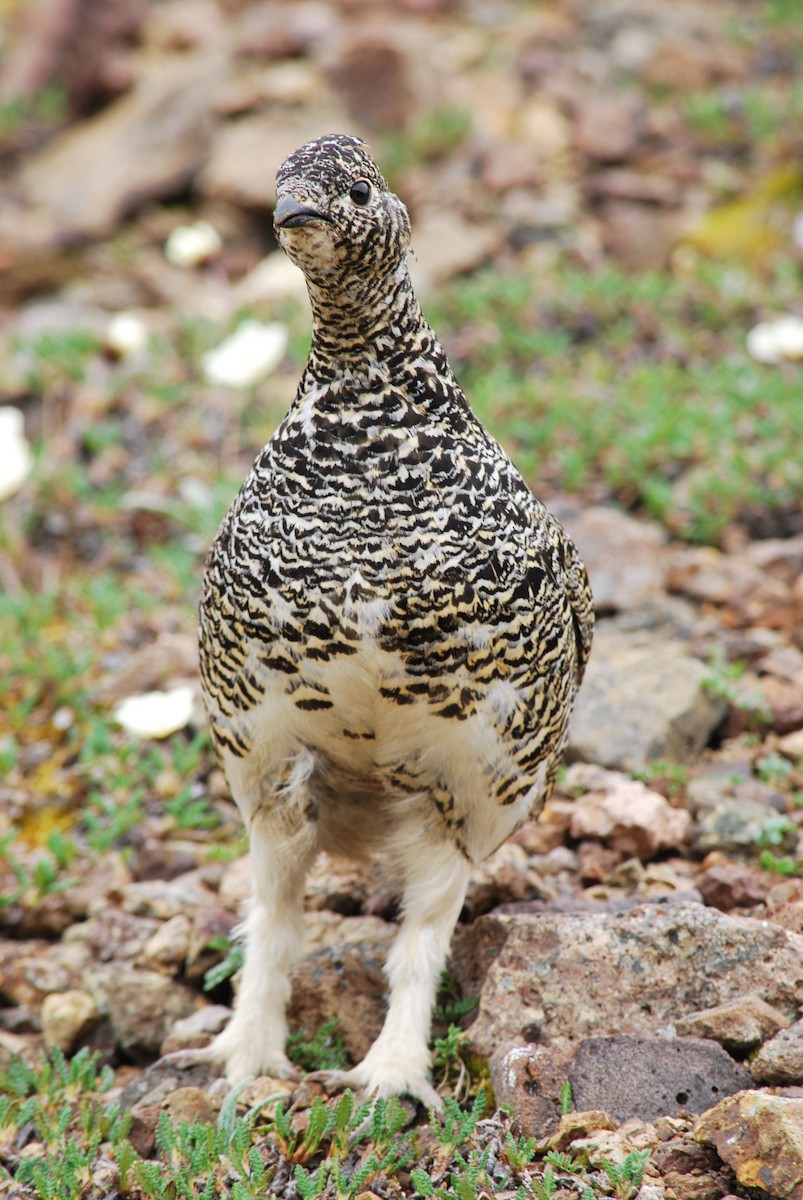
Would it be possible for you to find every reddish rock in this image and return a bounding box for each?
[0,0,146,115]
[752,1020,803,1085]
[569,779,691,859]
[697,862,770,912]
[328,34,416,130]
[458,905,803,1058]
[573,94,643,163]
[675,994,790,1054]
[695,1091,803,1199]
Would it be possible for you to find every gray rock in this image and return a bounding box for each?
[694,798,794,856]
[555,505,666,615]
[160,1004,232,1057]
[456,903,803,1058]
[86,963,201,1061]
[20,54,222,241]
[568,627,727,771]
[752,1020,803,1085]
[569,1036,751,1123]
[200,113,334,210]
[675,994,791,1054]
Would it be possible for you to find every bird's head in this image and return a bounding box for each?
[274,134,412,290]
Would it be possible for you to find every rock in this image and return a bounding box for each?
[161,1086,219,1127]
[489,1040,576,1136]
[122,870,219,921]
[674,994,790,1054]
[409,212,500,295]
[185,905,238,984]
[327,32,416,130]
[456,904,803,1058]
[69,907,160,962]
[289,937,389,1064]
[752,1020,803,1085]
[600,200,683,272]
[569,1036,750,1124]
[0,939,90,1013]
[40,989,101,1053]
[779,729,803,759]
[200,113,336,211]
[141,914,193,971]
[0,0,146,115]
[694,798,793,857]
[568,628,727,771]
[86,963,202,1061]
[20,55,221,242]
[697,861,770,911]
[160,1004,231,1056]
[573,94,643,163]
[695,1091,803,1199]
[555,506,666,614]
[491,1035,749,1135]
[569,778,691,859]
[667,544,799,635]
[540,1108,619,1151]
[651,1136,728,1200]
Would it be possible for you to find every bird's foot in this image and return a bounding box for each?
[161,1033,299,1086]
[308,1063,442,1112]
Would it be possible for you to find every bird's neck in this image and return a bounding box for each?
[304,260,443,382]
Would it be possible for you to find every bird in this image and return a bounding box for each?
[196,132,594,1107]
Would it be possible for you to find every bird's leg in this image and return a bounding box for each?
[334,835,471,1107]
[212,803,317,1083]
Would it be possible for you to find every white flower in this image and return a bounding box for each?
[747,315,803,363]
[201,320,288,389]
[114,685,195,739]
[0,406,33,501]
[106,312,148,357]
[165,221,222,268]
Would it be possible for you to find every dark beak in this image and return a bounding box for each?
[274,194,330,230]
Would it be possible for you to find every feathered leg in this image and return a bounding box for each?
[336,832,471,1107]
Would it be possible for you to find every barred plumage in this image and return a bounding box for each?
[196,133,593,1104]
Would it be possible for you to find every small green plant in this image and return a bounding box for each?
[559,1080,573,1115]
[203,936,245,991]
[286,1017,349,1072]
[759,849,803,877]
[601,1149,650,1198]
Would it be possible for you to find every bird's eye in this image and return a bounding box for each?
[349,180,371,206]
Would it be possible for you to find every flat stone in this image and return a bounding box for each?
[20,54,222,241]
[674,994,790,1054]
[752,1020,803,1085]
[289,938,389,1064]
[456,904,803,1058]
[200,112,336,210]
[695,1091,803,1199]
[568,628,727,771]
[556,506,666,614]
[569,1036,750,1124]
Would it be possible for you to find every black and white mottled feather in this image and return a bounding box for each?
[196,133,593,1104]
